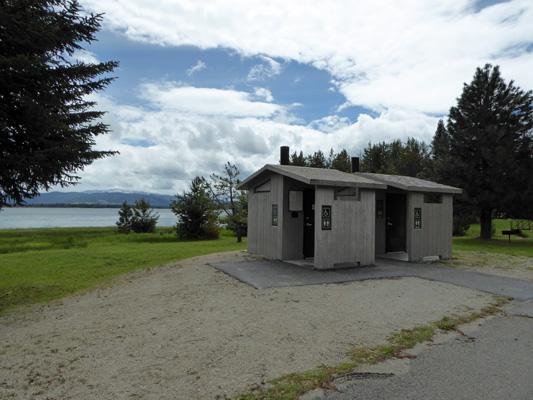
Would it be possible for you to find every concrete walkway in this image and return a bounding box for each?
[210,257,533,300]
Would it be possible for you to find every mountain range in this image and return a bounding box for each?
[23,191,175,208]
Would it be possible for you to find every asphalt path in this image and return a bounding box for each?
[211,257,533,399]
[303,314,533,400]
[210,258,533,300]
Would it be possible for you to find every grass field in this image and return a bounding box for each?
[453,219,533,257]
[0,227,246,313]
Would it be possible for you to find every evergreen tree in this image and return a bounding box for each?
[130,198,159,233]
[360,142,388,173]
[396,138,430,178]
[329,149,352,172]
[210,163,247,242]
[172,177,219,240]
[360,139,430,177]
[289,151,307,166]
[433,64,533,239]
[430,121,476,235]
[306,150,328,168]
[116,201,133,234]
[0,0,119,209]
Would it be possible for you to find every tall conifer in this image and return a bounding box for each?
[0,0,118,208]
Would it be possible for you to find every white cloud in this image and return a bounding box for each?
[73,91,442,195]
[308,115,351,133]
[82,0,533,114]
[187,60,206,76]
[69,49,100,64]
[139,82,283,117]
[253,87,274,102]
[68,0,533,194]
[247,56,283,81]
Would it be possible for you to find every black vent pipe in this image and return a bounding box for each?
[280,146,290,165]
[351,157,360,173]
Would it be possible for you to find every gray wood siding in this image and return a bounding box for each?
[314,187,375,269]
[407,193,453,261]
[247,173,284,259]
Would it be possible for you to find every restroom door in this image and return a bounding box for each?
[386,193,406,252]
[303,189,315,258]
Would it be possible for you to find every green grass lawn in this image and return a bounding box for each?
[0,227,246,313]
[453,219,533,257]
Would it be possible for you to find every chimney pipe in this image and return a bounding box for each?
[280,146,290,165]
[351,157,360,173]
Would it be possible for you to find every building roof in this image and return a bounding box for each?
[236,165,387,190]
[237,165,462,194]
[354,172,462,194]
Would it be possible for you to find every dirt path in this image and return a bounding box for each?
[0,251,512,399]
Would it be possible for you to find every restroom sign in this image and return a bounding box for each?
[322,206,332,230]
[272,204,278,226]
[414,208,422,229]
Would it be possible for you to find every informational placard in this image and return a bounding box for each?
[322,205,331,230]
[289,190,303,212]
[414,207,422,229]
[272,204,278,226]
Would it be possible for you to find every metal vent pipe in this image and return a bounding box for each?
[351,157,360,173]
[280,146,290,165]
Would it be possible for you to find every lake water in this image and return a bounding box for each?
[0,208,177,229]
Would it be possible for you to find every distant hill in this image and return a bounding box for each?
[23,191,175,208]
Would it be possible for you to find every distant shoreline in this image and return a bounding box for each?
[9,204,172,209]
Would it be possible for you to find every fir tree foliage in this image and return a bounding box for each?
[360,138,430,177]
[116,198,159,234]
[210,162,247,242]
[288,148,352,171]
[431,64,533,239]
[116,201,133,234]
[306,150,328,168]
[171,177,219,240]
[130,198,159,233]
[289,151,307,166]
[0,0,119,208]
[329,149,352,173]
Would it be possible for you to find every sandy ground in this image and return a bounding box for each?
[0,251,528,400]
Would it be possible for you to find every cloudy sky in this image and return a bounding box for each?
[68,0,533,195]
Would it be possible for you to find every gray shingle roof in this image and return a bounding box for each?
[237,165,386,190]
[354,172,462,194]
[237,165,462,194]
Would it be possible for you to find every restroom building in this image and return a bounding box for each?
[236,148,462,269]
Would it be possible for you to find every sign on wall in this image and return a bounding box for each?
[272,204,278,226]
[322,205,332,230]
[289,190,303,212]
[414,207,422,229]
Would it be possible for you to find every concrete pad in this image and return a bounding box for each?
[209,258,533,300]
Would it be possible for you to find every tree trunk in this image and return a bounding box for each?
[479,208,493,239]
[236,225,242,243]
